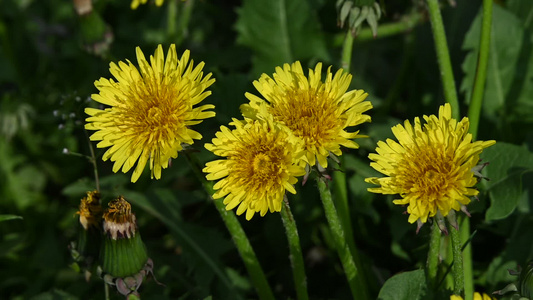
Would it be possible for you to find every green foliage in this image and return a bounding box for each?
[482,142,533,221]
[0,0,532,299]
[377,269,426,300]
[0,215,22,222]
[235,0,330,75]
[461,4,525,120]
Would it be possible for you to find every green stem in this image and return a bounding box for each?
[427,221,441,290]
[449,221,464,296]
[426,0,460,119]
[280,197,309,300]
[468,0,493,141]
[337,30,371,299]
[333,10,423,45]
[463,2,493,299]
[167,0,194,46]
[186,153,275,300]
[317,178,359,299]
[357,10,423,41]
[166,0,178,39]
[104,282,110,300]
[341,31,354,71]
[85,130,100,192]
[460,216,473,300]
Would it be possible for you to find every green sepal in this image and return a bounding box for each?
[101,232,148,278]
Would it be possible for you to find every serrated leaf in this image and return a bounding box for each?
[481,142,533,220]
[461,5,524,119]
[235,0,330,75]
[377,269,426,300]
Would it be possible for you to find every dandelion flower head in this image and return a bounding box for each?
[203,118,306,220]
[131,0,164,9]
[450,292,495,300]
[366,103,495,224]
[241,61,372,168]
[86,44,215,182]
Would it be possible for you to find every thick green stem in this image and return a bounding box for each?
[317,178,360,299]
[186,153,275,300]
[280,197,309,300]
[450,222,464,296]
[341,31,354,71]
[427,221,441,289]
[468,0,493,141]
[426,0,460,119]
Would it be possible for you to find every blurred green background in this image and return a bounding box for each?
[1,0,532,299]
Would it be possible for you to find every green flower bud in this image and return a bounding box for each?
[100,196,148,278]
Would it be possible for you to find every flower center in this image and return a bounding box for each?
[121,78,188,145]
[233,137,287,190]
[270,89,340,145]
[398,144,456,200]
[253,153,272,174]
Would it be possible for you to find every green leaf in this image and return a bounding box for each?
[461,5,524,119]
[0,214,22,222]
[485,256,518,287]
[504,0,533,123]
[377,269,426,300]
[235,0,330,75]
[482,142,533,220]
[507,0,533,30]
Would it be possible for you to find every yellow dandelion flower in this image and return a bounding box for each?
[366,103,495,224]
[85,44,215,182]
[130,0,164,9]
[203,118,306,220]
[241,61,372,168]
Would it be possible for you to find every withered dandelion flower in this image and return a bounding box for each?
[77,190,102,230]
